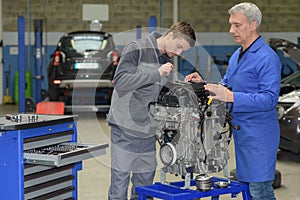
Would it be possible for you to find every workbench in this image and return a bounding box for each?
[0,113,108,200]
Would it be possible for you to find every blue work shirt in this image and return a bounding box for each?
[223,37,282,182]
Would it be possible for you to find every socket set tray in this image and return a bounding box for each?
[24,142,108,167]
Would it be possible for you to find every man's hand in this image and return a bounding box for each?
[159,62,174,77]
[184,72,203,83]
[205,83,234,102]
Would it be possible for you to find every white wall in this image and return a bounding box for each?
[2,31,300,46]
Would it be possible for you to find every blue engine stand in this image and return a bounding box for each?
[136,176,251,200]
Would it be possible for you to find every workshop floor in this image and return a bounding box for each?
[1,104,300,200]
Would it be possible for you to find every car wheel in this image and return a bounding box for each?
[229,168,281,189]
[229,168,238,181]
[273,169,282,189]
[48,84,59,101]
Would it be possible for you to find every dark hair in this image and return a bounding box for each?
[165,22,196,47]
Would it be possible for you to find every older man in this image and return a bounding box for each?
[185,3,281,199]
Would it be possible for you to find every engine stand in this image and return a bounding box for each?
[160,169,192,189]
[136,176,251,200]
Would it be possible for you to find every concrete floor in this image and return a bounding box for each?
[1,104,300,199]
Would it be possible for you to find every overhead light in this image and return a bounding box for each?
[89,19,102,31]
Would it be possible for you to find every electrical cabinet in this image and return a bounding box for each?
[0,114,108,200]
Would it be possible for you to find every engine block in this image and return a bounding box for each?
[149,81,232,186]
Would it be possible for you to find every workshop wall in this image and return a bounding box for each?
[1,0,299,103]
[2,0,300,33]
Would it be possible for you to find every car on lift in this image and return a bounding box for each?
[47,22,119,113]
[270,38,300,153]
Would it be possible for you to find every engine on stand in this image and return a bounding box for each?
[149,81,237,189]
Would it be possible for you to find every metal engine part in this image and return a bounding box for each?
[195,174,213,191]
[149,81,233,186]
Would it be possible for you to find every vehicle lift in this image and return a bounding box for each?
[18,16,43,113]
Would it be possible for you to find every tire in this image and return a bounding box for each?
[273,169,282,189]
[25,97,36,113]
[229,168,238,181]
[229,168,281,189]
[47,63,60,101]
[48,84,59,101]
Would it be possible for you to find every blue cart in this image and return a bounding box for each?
[0,114,108,200]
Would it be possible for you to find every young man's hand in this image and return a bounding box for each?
[159,62,174,77]
[184,72,203,83]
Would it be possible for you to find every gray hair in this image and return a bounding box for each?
[228,2,262,27]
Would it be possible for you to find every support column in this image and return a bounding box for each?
[18,16,25,112]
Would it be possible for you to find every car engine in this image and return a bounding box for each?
[149,81,236,188]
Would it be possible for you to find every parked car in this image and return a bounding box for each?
[47,29,119,113]
[268,37,300,153]
[277,71,300,153]
[279,70,300,96]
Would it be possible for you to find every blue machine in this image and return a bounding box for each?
[136,176,251,200]
[0,114,108,200]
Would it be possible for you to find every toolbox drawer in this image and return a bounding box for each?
[24,142,108,167]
